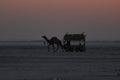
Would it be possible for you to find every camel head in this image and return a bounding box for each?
[42,35,48,40]
[42,35,50,43]
[42,35,46,38]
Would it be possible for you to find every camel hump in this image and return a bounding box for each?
[51,37,58,40]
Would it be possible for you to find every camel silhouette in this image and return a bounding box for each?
[42,36,63,52]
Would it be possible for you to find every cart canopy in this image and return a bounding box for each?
[64,34,86,41]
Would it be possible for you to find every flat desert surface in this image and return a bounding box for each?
[0,41,120,80]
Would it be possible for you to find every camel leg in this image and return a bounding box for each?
[52,45,56,52]
[48,44,50,52]
[60,45,64,52]
[56,44,59,51]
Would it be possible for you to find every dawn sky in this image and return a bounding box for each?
[0,0,120,41]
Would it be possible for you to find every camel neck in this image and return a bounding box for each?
[43,37,49,43]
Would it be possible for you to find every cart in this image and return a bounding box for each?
[63,33,86,52]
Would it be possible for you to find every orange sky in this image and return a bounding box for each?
[0,0,120,40]
[1,0,120,23]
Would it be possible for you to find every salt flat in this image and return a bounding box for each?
[0,42,120,80]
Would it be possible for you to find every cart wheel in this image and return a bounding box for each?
[80,45,86,52]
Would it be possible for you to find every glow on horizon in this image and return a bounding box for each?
[1,0,120,21]
[0,0,120,40]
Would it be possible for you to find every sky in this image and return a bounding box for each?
[0,0,120,41]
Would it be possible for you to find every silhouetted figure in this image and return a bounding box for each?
[81,32,86,41]
[66,40,71,46]
[42,36,63,52]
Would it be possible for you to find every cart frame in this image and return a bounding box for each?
[63,33,86,52]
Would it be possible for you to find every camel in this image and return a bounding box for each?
[42,36,63,52]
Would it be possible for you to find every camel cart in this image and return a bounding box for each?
[63,33,86,52]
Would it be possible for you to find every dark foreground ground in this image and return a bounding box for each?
[0,45,120,80]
